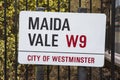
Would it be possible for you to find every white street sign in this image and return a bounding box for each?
[18,11,106,67]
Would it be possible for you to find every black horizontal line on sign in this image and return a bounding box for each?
[18,50,104,55]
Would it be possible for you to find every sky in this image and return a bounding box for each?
[116,0,120,7]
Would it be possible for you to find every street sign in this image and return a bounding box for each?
[18,11,106,67]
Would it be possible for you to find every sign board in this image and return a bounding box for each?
[18,11,106,67]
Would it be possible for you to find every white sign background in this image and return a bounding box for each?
[18,11,106,67]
